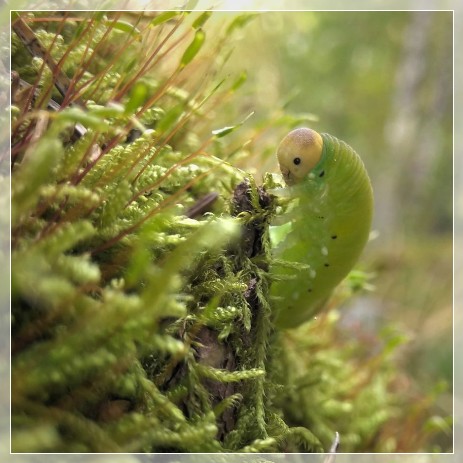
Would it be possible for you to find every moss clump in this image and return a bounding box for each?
[10,10,446,453]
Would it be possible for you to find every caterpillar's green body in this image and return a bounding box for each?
[270,128,373,329]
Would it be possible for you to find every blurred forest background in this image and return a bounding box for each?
[210,10,453,420]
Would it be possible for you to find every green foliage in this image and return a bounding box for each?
[271,311,395,452]
[10,10,448,454]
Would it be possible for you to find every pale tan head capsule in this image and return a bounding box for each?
[277,128,323,185]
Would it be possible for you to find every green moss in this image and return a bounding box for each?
[10,10,446,453]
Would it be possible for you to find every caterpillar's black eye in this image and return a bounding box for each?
[319,170,325,177]
[293,157,301,165]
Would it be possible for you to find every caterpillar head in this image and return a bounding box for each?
[277,127,323,185]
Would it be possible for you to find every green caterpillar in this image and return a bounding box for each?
[270,128,373,329]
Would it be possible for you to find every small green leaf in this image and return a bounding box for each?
[180,29,205,67]
[94,11,106,22]
[192,11,212,29]
[211,126,235,138]
[125,81,149,114]
[150,11,181,27]
[231,71,247,92]
[88,104,125,119]
[380,325,410,356]
[269,222,292,248]
[105,19,141,37]
[55,107,112,131]
[212,111,254,138]
[226,13,257,35]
